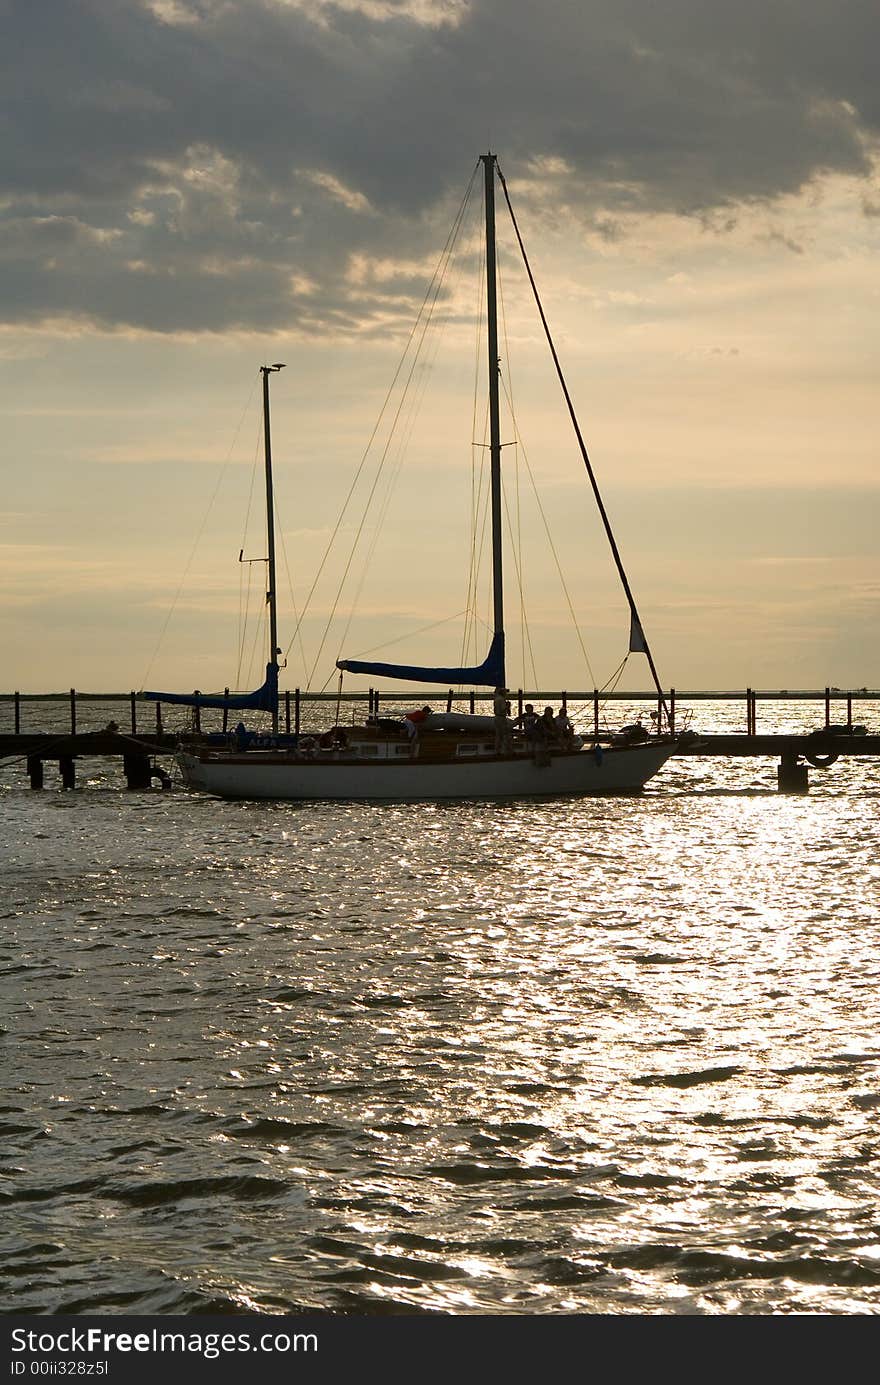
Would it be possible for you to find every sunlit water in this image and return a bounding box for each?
[2,699,879,1315]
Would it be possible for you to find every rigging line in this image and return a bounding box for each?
[464,338,488,661]
[497,162,668,721]
[293,181,477,675]
[140,376,259,691]
[237,555,247,688]
[244,585,267,695]
[338,184,480,646]
[307,299,443,688]
[302,179,477,687]
[306,182,477,690]
[343,610,469,660]
[238,411,263,559]
[500,475,539,690]
[605,654,628,688]
[604,651,642,694]
[461,419,486,667]
[237,415,264,687]
[515,443,531,686]
[331,393,424,662]
[237,560,255,690]
[334,668,344,728]
[601,654,630,703]
[518,446,527,684]
[498,372,597,689]
[237,558,244,687]
[328,439,411,667]
[495,251,528,685]
[332,209,471,665]
[282,163,480,673]
[463,320,491,672]
[461,189,487,669]
[463,403,491,668]
[273,488,309,683]
[368,182,482,659]
[469,216,491,668]
[576,654,630,738]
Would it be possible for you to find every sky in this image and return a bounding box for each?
[2,0,878,696]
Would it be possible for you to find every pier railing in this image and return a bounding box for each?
[2,684,877,739]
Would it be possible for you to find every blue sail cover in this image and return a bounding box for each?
[142,663,279,713]
[337,633,505,688]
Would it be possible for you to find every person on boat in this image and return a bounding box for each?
[513,703,540,745]
[407,703,435,725]
[539,706,563,744]
[403,706,432,744]
[493,688,513,754]
[554,707,575,743]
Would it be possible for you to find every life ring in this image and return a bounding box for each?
[805,749,839,769]
[805,731,839,769]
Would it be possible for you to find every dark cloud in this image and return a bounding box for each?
[764,230,806,255]
[2,0,877,332]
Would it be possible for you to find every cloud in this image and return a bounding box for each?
[2,0,879,332]
[763,229,806,255]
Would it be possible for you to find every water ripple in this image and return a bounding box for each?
[2,710,880,1313]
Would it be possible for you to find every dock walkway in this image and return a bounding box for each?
[2,729,878,793]
[0,730,179,790]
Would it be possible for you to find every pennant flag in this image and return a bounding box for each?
[629,612,648,655]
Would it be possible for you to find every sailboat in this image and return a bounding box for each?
[153,154,680,800]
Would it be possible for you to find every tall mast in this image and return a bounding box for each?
[481,152,505,684]
[260,362,285,734]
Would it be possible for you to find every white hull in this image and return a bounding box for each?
[177,741,676,801]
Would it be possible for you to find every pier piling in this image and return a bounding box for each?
[123,753,152,791]
[777,752,809,794]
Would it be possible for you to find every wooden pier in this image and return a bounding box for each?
[0,730,181,790]
[0,686,876,793]
[1,730,877,796]
[675,731,880,792]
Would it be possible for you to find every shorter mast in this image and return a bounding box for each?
[260,363,285,734]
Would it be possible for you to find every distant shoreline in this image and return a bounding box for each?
[1,688,877,702]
